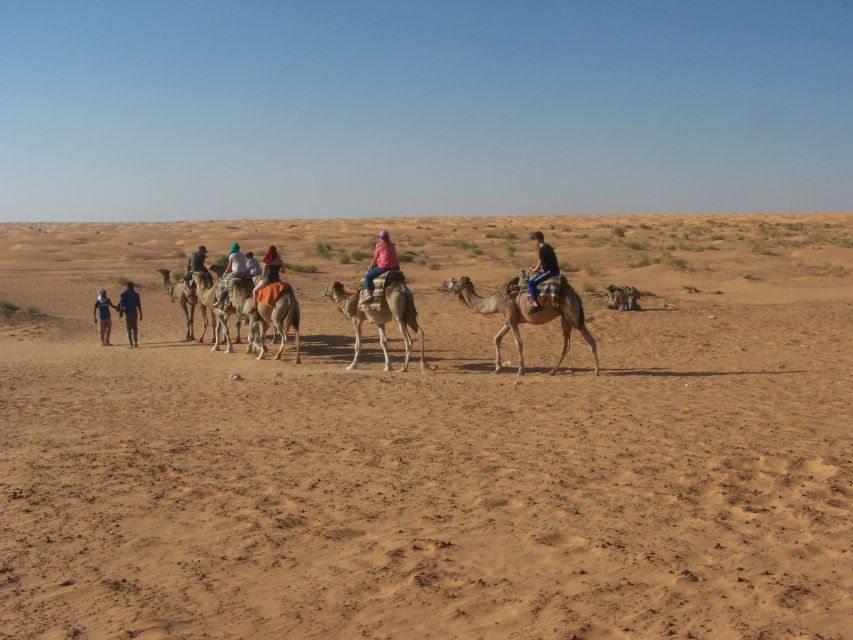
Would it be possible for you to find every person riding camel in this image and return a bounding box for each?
[527,231,560,314]
[252,245,285,308]
[185,245,209,289]
[361,230,400,303]
[246,251,262,278]
[218,242,251,308]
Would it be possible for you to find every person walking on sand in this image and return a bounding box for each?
[361,230,400,302]
[117,281,143,348]
[252,245,285,308]
[93,288,118,346]
[527,231,560,314]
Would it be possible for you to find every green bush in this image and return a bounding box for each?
[612,226,626,237]
[350,250,369,261]
[316,242,333,258]
[629,255,652,269]
[339,253,352,265]
[172,249,186,258]
[399,252,416,263]
[0,300,20,311]
[659,252,690,271]
[25,306,42,316]
[284,263,319,273]
[117,276,131,286]
[214,255,229,268]
[624,240,648,251]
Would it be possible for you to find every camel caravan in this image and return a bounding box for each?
[157,230,599,376]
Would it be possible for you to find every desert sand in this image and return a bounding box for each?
[1,212,851,639]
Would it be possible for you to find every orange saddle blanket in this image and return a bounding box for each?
[257,282,290,307]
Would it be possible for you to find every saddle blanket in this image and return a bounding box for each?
[527,277,561,308]
[257,282,291,308]
[359,270,406,310]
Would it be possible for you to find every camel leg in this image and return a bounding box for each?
[508,321,524,375]
[256,318,269,360]
[394,317,413,372]
[274,320,287,360]
[198,305,208,343]
[493,324,511,373]
[378,324,392,372]
[550,316,572,376]
[211,314,222,351]
[347,317,363,370]
[578,324,599,375]
[181,299,192,341]
[294,328,301,364]
[234,316,242,345]
[220,314,234,353]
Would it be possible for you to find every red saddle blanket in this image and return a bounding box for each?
[257,282,291,307]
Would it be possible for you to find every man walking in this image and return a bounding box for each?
[117,281,143,348]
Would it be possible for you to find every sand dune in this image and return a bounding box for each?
[1,213,851,639]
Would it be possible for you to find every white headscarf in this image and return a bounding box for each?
[97,288,107,302]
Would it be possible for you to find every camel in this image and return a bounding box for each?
[158,267,222,343]
[211,276,253,353]
[158,268,198,341]
[245,284,301,362]
[323,280,425,372]
[443,275,599,376]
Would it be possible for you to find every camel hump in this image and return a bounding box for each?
[376,270,406,289]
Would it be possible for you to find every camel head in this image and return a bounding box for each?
[209,263,225,278]
[323,281,347,300]
[444,276,472,299]
[158,268,176,302]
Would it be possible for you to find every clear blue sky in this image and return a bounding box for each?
[1,1,851,221]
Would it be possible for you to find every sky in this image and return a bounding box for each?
[1,0,852,222]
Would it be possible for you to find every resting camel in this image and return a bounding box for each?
[158,268,198,341]
[444,275,599,376]
[323,280,425,372]
[245,284,301,362]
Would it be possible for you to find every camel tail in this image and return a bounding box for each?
[286,300,301,333]
[418,326,426,372]
[404,290,419,334]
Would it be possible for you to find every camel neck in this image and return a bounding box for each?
[460,285,501,315]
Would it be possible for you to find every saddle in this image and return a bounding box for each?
[507,271,564,308]
[359,270,406,310]
[256,282,292,308]
[606,285,641,311]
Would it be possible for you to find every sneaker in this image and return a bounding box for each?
[529,303,543,314]
[360,290,373,303]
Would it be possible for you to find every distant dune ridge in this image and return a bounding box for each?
[1,212,851,638]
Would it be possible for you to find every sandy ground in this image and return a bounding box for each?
[0,213,851,639]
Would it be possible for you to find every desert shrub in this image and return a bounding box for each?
[746,238,771,254]
[823,262,847,277]
[710,234,726,241]
[171,272,183,283]
[339,253,352,265]
[453,240,480,251]
[485,229,518,240]
[575,233,589,239]
[0,300,20,311]
[117,276,131,286]
[639,223,655,230]
[25,306,42,316]
[471,247,483,256]
[589,237,609,248]
[675,241,706,252]
[507,244,516,257]
[742,272,760,280]
[172,249,186,258]
[659,252,690,271]
[581,282,597,292]
[409,238,426,247]
[214,255,229,268]
[284,263,319,273]
[624,240,648,251]
[350,250,369,261]
[429,262,441,270]
[399,252,416,263]
[629,255,652,269]
[316,242,332,258]
[612,226,626,237]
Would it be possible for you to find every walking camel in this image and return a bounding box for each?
[158,268,198,341]
[444,275,599,376]
[245,284,301,362]
[211,277,254,353]
[323,279,425,372]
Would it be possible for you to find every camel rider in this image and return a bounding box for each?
[362,230,400,302]
[218,242,251,307]
[246,251,262,278]
[185,245,209,288]
[527,231,560,314]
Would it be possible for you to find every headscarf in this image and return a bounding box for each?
[230,242,240,254]
[97,288,107,302]
[378,230,390,241]
[263,246,279,265]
